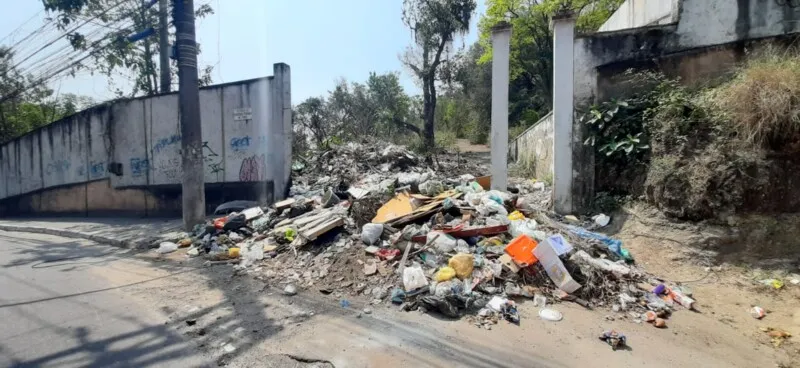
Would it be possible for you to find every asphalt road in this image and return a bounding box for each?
[0,231,211,368]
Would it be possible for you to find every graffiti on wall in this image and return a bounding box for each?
[239,154,266,182]
[202,142,224,181]
[230,136,251,152]
[153,134,181,153]
[89,161,106,179]
[154,157,181,180]
[130,157,149,178]
[45,160,71,175]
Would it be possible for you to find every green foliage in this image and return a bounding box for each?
[401,0,477,153]
[42,0,215,96]
[293,72,423,148]
[471,0,623,135]
[582,99,649,158]
[0,47,93,142]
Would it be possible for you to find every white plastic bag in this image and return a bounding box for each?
[361,223,384,245]
[402,264,429,291]
[156,242,179,254]
[509,218,538,238]
[428,231,457,253]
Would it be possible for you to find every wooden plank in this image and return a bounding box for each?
[301,217,345,241]
[275,198,295,210]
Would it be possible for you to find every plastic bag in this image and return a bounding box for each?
[402,264,429,291]
[156,242,178,254]
[508,210,525,221]
[448,253,475,280]
[479,197,508,216]
[428,231,457,253]
[464,192,482,206]
[435,266,456,282]
[509,218,538,238]
[361,223,384,245]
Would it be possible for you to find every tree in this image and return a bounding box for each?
[401,0,477,155]
[470,0,622,134]
[41,0,215,97]
[294,97,330,148]
[1,47,95,142]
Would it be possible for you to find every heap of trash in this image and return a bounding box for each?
[165,140,697,329]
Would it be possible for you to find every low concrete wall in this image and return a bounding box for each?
[598,0,679,32]
[575,0,800,107]
[509,112,554,180]
[0,63,291,216]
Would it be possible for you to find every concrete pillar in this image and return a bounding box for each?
[271,63,292,201]
[490,22,512,191]
[551,14,576,214]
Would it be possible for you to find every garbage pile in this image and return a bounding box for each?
[169,140,697,329]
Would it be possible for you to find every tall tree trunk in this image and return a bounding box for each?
[422,74,435,154]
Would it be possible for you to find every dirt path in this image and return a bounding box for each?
[146,247,794,367]
[14,226,795,367]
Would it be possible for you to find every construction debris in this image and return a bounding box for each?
[172,140,697,331]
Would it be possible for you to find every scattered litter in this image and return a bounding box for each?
[592,214,610,227]
[448,253,474,280]
[760,279,784,290]
[150,139,697,333]
[402,264,428,291]
[435,266,456,282]
[156,242,179,254]
[761,327,792,347]
[539,308,563,322]
[750,306,766,319]
[599,330,627,351]
[361,223,384,245]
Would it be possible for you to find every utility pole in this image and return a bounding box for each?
[158,0,171,93]
[173,0,205,230]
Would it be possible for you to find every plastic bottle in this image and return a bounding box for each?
[668,288,695,309]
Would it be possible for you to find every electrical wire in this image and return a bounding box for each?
[0,9,44,45]
[0,27,133,104]
[9,0,130,72]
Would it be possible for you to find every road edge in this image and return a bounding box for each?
[0,224,148,249]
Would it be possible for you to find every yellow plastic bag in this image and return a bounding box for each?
[228,247,241,258]
[435,267,456,281]
[448,253,475,280]
[508,210,525,221]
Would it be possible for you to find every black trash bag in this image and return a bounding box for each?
[223,213,247,231]
[419,295,462,318]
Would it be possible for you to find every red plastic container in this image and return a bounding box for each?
[504,234,539,267]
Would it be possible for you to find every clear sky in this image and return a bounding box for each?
[1,0,486,103]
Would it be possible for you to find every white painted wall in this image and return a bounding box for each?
[0,63,291,203]
[598,0,679,32]
[509,112,554,180]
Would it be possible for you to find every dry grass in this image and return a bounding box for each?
[717,47,800,149]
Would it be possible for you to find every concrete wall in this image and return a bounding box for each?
[509,112,554,180]
[575,0,800,107]
[598,0,679,32]
[0,63,291,216]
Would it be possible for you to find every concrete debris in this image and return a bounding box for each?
[158,140,693,330]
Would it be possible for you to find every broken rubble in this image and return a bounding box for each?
[165,139,689,331]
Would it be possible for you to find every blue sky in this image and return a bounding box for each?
[1,0,486,103]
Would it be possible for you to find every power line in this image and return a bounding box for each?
[1,31,123,104]
[9,0,130,72]
[0,9,44,45]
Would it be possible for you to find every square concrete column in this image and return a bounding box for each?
[551,14,576,214]
[490,22,512,191]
